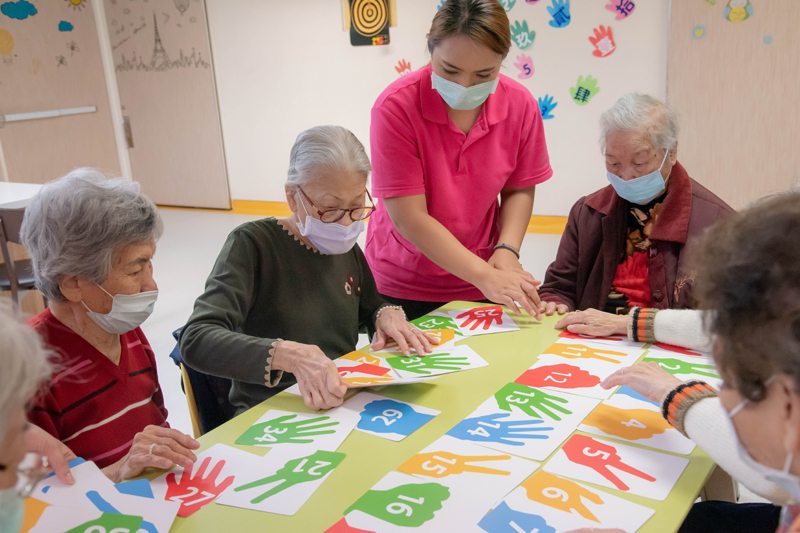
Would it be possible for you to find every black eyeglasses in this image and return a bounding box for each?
[299,188,376,223]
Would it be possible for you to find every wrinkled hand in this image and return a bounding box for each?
[601,361,683,403]
[555,309,628,337]
[373,308,435,356]
[166,456,235,517]
[103,425,200,484]
[273,340,347,410]
[236,414,338,446]
[495,382,573,421]
[642,357,720,379]
[540,300,569,316]
[401,451,511,478]
[475,268,542,319]
[25,424,77,485]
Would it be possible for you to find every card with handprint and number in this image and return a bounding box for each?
[216,447,346,516]
[557,329,647,350]
[340,392,440,442]
[149,443,261,517]
[411,312,465,337]
[446,383,599,461]
[235,408,359,452]
[371,328,458,355]
[28,506,146,533]
[578,391,696,455]
[543,434,689,501]
[641,354,722,389]
[385,345,489,379]
[447,305,520,336]
[481,470,654,533]
[398,435,539,503]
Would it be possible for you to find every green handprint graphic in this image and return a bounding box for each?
[412,315,463,336]
[570,75,600,106]
[643,357,720,379]
[494,382,573,421]
[386,353,470,375]
[500,0,517,12]
[234,450,345,504]
[346,482,451,527]
[510,20,536,50]
[235,414,339,446]
[66,513,143,533]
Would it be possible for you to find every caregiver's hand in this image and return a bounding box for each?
[556,308,628,337]
[272,340,347,411]
[476,266,542,320]
[25,423,77,485]
[601,361,683,404]
[373,308,437,356]
[540,300,569,316]
[102,426,200,483]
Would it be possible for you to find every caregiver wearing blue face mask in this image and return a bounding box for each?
[182,126,434,414]
[538,92,733,316]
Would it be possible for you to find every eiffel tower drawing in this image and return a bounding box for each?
[149,12,170,70]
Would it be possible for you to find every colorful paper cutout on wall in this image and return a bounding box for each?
[693,25,706,39]
[448,306,520,335]
[724,0,753,23]
[538,95,557,119]
[605,0,635,21]
[0,28,14,62]
[510,20,536,50]
[513,54,534,79]
[342,392,440,441]
[483,471,655,533]
[58,21,73,32]
[764,35,772,44]
[589,25,615,57]
[544,434,690,501]
[349,0,390,46]
[1,0,36,20]
[395,59,412,76]
[499,0,516,12]
[64,0,86,11]
[547,0,570,28]
[570,75,600,106]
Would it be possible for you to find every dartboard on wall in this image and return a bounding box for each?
[349,0,391,46]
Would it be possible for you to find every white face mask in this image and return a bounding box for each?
[82,284,158,335]
[296,195,364,255]
[431,71,499,111]
[0,487,24,533]
[725,396,800,504]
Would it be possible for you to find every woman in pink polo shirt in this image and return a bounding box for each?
[365,0,553,320]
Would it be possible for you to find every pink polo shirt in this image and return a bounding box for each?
[365,64,553,302]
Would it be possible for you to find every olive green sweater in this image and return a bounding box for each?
[180,218,386,412]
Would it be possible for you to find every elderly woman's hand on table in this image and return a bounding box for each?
[601,361,683,404]
[101,425,200,484]
[272,341,348,411]
[372,308,437,356]
[540,300,570,317]
[555,309,629,337]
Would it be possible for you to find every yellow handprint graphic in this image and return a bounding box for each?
[521,470,603,523]
[582,404,672,440]
[543,343,627,364]
[399,451,511,479]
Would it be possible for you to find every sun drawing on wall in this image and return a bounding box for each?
[64,0,86,11]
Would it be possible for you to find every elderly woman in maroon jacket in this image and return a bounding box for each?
[538,93,733,316]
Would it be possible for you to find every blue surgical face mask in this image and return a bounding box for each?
[0,487,24,533]
[606,150,670,205]
[431,72,499,111]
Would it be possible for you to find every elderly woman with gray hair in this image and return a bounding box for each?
[21,170,199,483]
[538,92,733,316]
[181,125,433,413]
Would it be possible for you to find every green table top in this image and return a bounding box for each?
[163,302,715,533]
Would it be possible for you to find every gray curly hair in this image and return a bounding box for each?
[286,125,371,190]
[599,92,679,156]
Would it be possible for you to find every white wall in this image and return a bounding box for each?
[206,0,669,216]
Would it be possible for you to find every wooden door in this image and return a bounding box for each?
[102,0,229,209]
[0,0,119,183]
[668,1,800,208]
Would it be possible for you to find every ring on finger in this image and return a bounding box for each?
[149,443,156,455]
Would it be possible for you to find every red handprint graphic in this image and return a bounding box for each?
[652,342,704,357]
[589,25,616,57]
[338,363,391,378]
[395,59,412,76]
[326,518,375,533]
[456,306,505,331]
[166,456,235,517]
[561,435,655,491]
[516,363,601,389]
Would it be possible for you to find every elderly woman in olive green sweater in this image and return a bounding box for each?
[181,126,434,413]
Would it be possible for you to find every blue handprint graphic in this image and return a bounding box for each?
[478,501,556,533]
[358,399,435,437]
[616,385,660,407]
[537,95,557,120]
[86,491,158,533]
[447,413,553,446]
[547,0,571,28]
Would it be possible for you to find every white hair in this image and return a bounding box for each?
[599,92,679,155]
[0,302,52,443]
[286,125,371,190]
[20,168,163,302]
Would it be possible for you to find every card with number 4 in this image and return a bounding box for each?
[480,470,654,533]
[340,392,440,441]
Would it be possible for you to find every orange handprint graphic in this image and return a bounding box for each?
[339,352,383,365]
[543,343,627,364]
[381,329,451,353]
[589,25,616,57]
[400,451,511,479]
[562,435,655,491]
[521,470,603,522]
[344,375,396,387]
[582,404,672,441]
[395,59,412,76]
